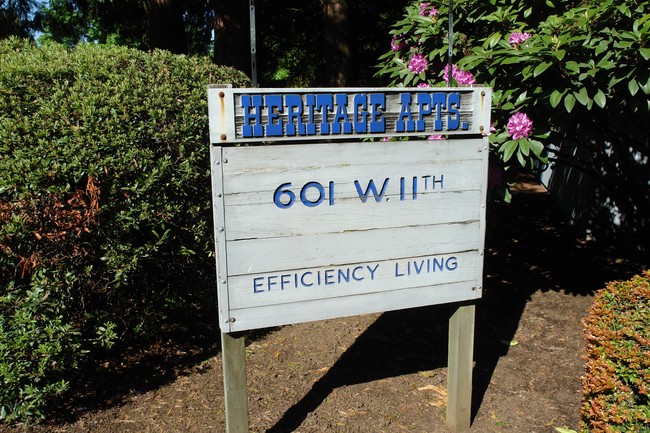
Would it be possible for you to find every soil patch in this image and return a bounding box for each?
[3,185,647,433]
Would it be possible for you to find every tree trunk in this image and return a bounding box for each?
[144,0,187,54]
[214,0,250,76]
[323,0,351,86]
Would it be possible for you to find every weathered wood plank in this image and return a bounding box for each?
[228,280,479,332]
[227,221,481,276]
[221,332,249,433]
[229,250,478,310]
[447,302,476,431]
[224,189,482,241]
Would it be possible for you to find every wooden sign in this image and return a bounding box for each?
[209,86,492,432]
[209,87,491,333]
[208,87,491,144]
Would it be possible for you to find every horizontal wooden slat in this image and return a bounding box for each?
[224,189,481,241]
[229,250,478,310]
[226,280,481,332]
[227,221,481,276]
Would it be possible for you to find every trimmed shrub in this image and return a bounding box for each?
[0,37,250,422]
[581,271,650,432]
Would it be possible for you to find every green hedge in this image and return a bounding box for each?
[0,37,250,422]
[581,270,650,432]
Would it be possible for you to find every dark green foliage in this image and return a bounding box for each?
[0,37,250,422]
[581,271,650,432]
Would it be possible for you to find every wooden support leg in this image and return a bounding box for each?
[221,332,249,433]
[446,302,476,431]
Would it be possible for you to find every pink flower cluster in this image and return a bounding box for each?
[391,35,406,52]
[443,64,475,85]
[507,112,533,139]
[428,134,445,140]
[419,2,439,16]
[509,31,531,47]
[408,53,429,74]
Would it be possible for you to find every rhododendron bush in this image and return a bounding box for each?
[376,0,650,213]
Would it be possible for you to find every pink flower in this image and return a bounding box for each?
[408,53,428,74]
[443,64,475,85]
[419,2,439,16]
[428,134,445,140]
[382,136,393,141]
[417,82,431,88]
[391,35,406,52]
[509,31,531,47]
[507,112,533,140]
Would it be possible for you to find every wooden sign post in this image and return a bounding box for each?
[208,86,491,431]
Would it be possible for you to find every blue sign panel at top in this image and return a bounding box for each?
[208,86,491,144]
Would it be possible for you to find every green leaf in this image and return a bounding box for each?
[516,150,527,167]
[519,138,530,156]
[564,61,580,74]
[529,139,545,157]
[629,79,639,96]
[501,56,525,65]
[563,93,576,112]
[545,0,555,7]
[640,48,650,61]
[552,50,566,60]
[574,87,589,106]
[533,61,552,77]
[554,428,578,433]
[640,77,650,95]
[550,89,565,108]
[500,140,518,162]
[484,32,502,48]
[594,89,606,108]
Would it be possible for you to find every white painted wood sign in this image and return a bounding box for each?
[209,87,491,333]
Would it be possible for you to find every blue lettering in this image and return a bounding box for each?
[354,178,390,203]
[266,94,283,136]
[369,93,386,133]
[267,275,278,290]
[241,94,264,138]
[446,256,458,270]
[301,272,314,287]
[338,268,351,283]
[253,277,264,293]
[432,93,446,131]
[396,93,415,132]
[433,257,445,272]
[285,94,304,136]
[353,94,368,133]
[305,94,317,135]
[395,262,404,277]
[414,259,425,274]
[280,274,291,290]
[416,93,432,131]
[316,94,334,134]
[367,264,379,280]
[300,181,325,207]
[331,94,353,134]
[352,266,364,281]
[324,269,335,285]
[447,93,460,130]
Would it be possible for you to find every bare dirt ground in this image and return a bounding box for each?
[3,182,647,433]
